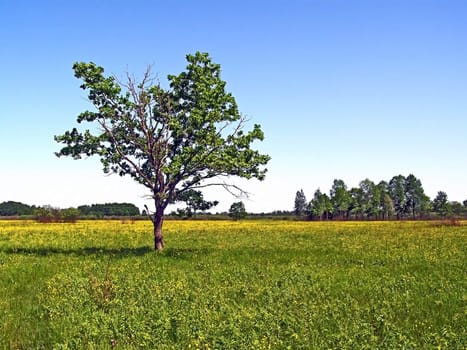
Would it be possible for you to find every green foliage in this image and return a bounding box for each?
[0,201,33,216]
[310,189,332,220]
[330,179,350,219]
[450,201,465,217]
[61,208,81,223]
[34,206,62,223]
[389,175,407,219]
[176,190,218,217]
[303,174,441,221]
[78,203,140,217]
[359,178,376,218]
[0,220,465,348]
[229,201,247,220]
[433,191,451,217]
[293,189,307,216]
[381,192,395,219]
[404,174,429,219]
[34,206,80,223]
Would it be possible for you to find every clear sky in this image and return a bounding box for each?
[1,0,466,213]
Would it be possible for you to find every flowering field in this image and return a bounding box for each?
[0,220,465,349]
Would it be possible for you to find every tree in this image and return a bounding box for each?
[370,182,384,219]
[309,189,332,220]
[376,181,394,220]
[348,187,364,220]
[329,179,350,220]
[389,175,406,219]
[229,201,247,220]
[450,201,464,217]
[61,208,81,223]
[55,52,270,250]
[359,178,377,219]
[293,189,307,216]
[432,191,450,217]
[418,193,432,218]
[34,206,62,223]
[176,189,218,217]
[404,174,428,219]
[381,193,395,220]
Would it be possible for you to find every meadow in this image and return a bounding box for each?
[0,220,465,349]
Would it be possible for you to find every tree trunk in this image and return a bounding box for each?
[153,210,164,251]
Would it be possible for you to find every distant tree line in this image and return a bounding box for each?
[2,175,466,221]
[77,203,140,217]
[0,201,35,216]
[0,202,140,218]
[294,174,467,220]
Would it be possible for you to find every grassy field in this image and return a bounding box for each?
[0,220,465,349]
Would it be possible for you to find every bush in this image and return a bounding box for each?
[34,206,61,223]
[61,208,80,223]
[34,206,80,223]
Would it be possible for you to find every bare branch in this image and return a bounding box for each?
[187,182,250,199]
[98,118,155,189]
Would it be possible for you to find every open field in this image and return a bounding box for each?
[0,220,465,349]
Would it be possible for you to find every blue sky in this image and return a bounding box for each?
[1,0,466,213]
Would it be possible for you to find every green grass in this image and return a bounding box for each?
[0,220,465,349]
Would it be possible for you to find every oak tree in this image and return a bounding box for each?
[55,52,270,250]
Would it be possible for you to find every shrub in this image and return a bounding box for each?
[61,208,80,223]
[34,206,80,223]
[34,206,61,223]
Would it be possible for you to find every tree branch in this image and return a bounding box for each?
[189,182,250,198]
[99,118,155,189]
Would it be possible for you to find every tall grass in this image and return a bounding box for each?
[0,220,465,349]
